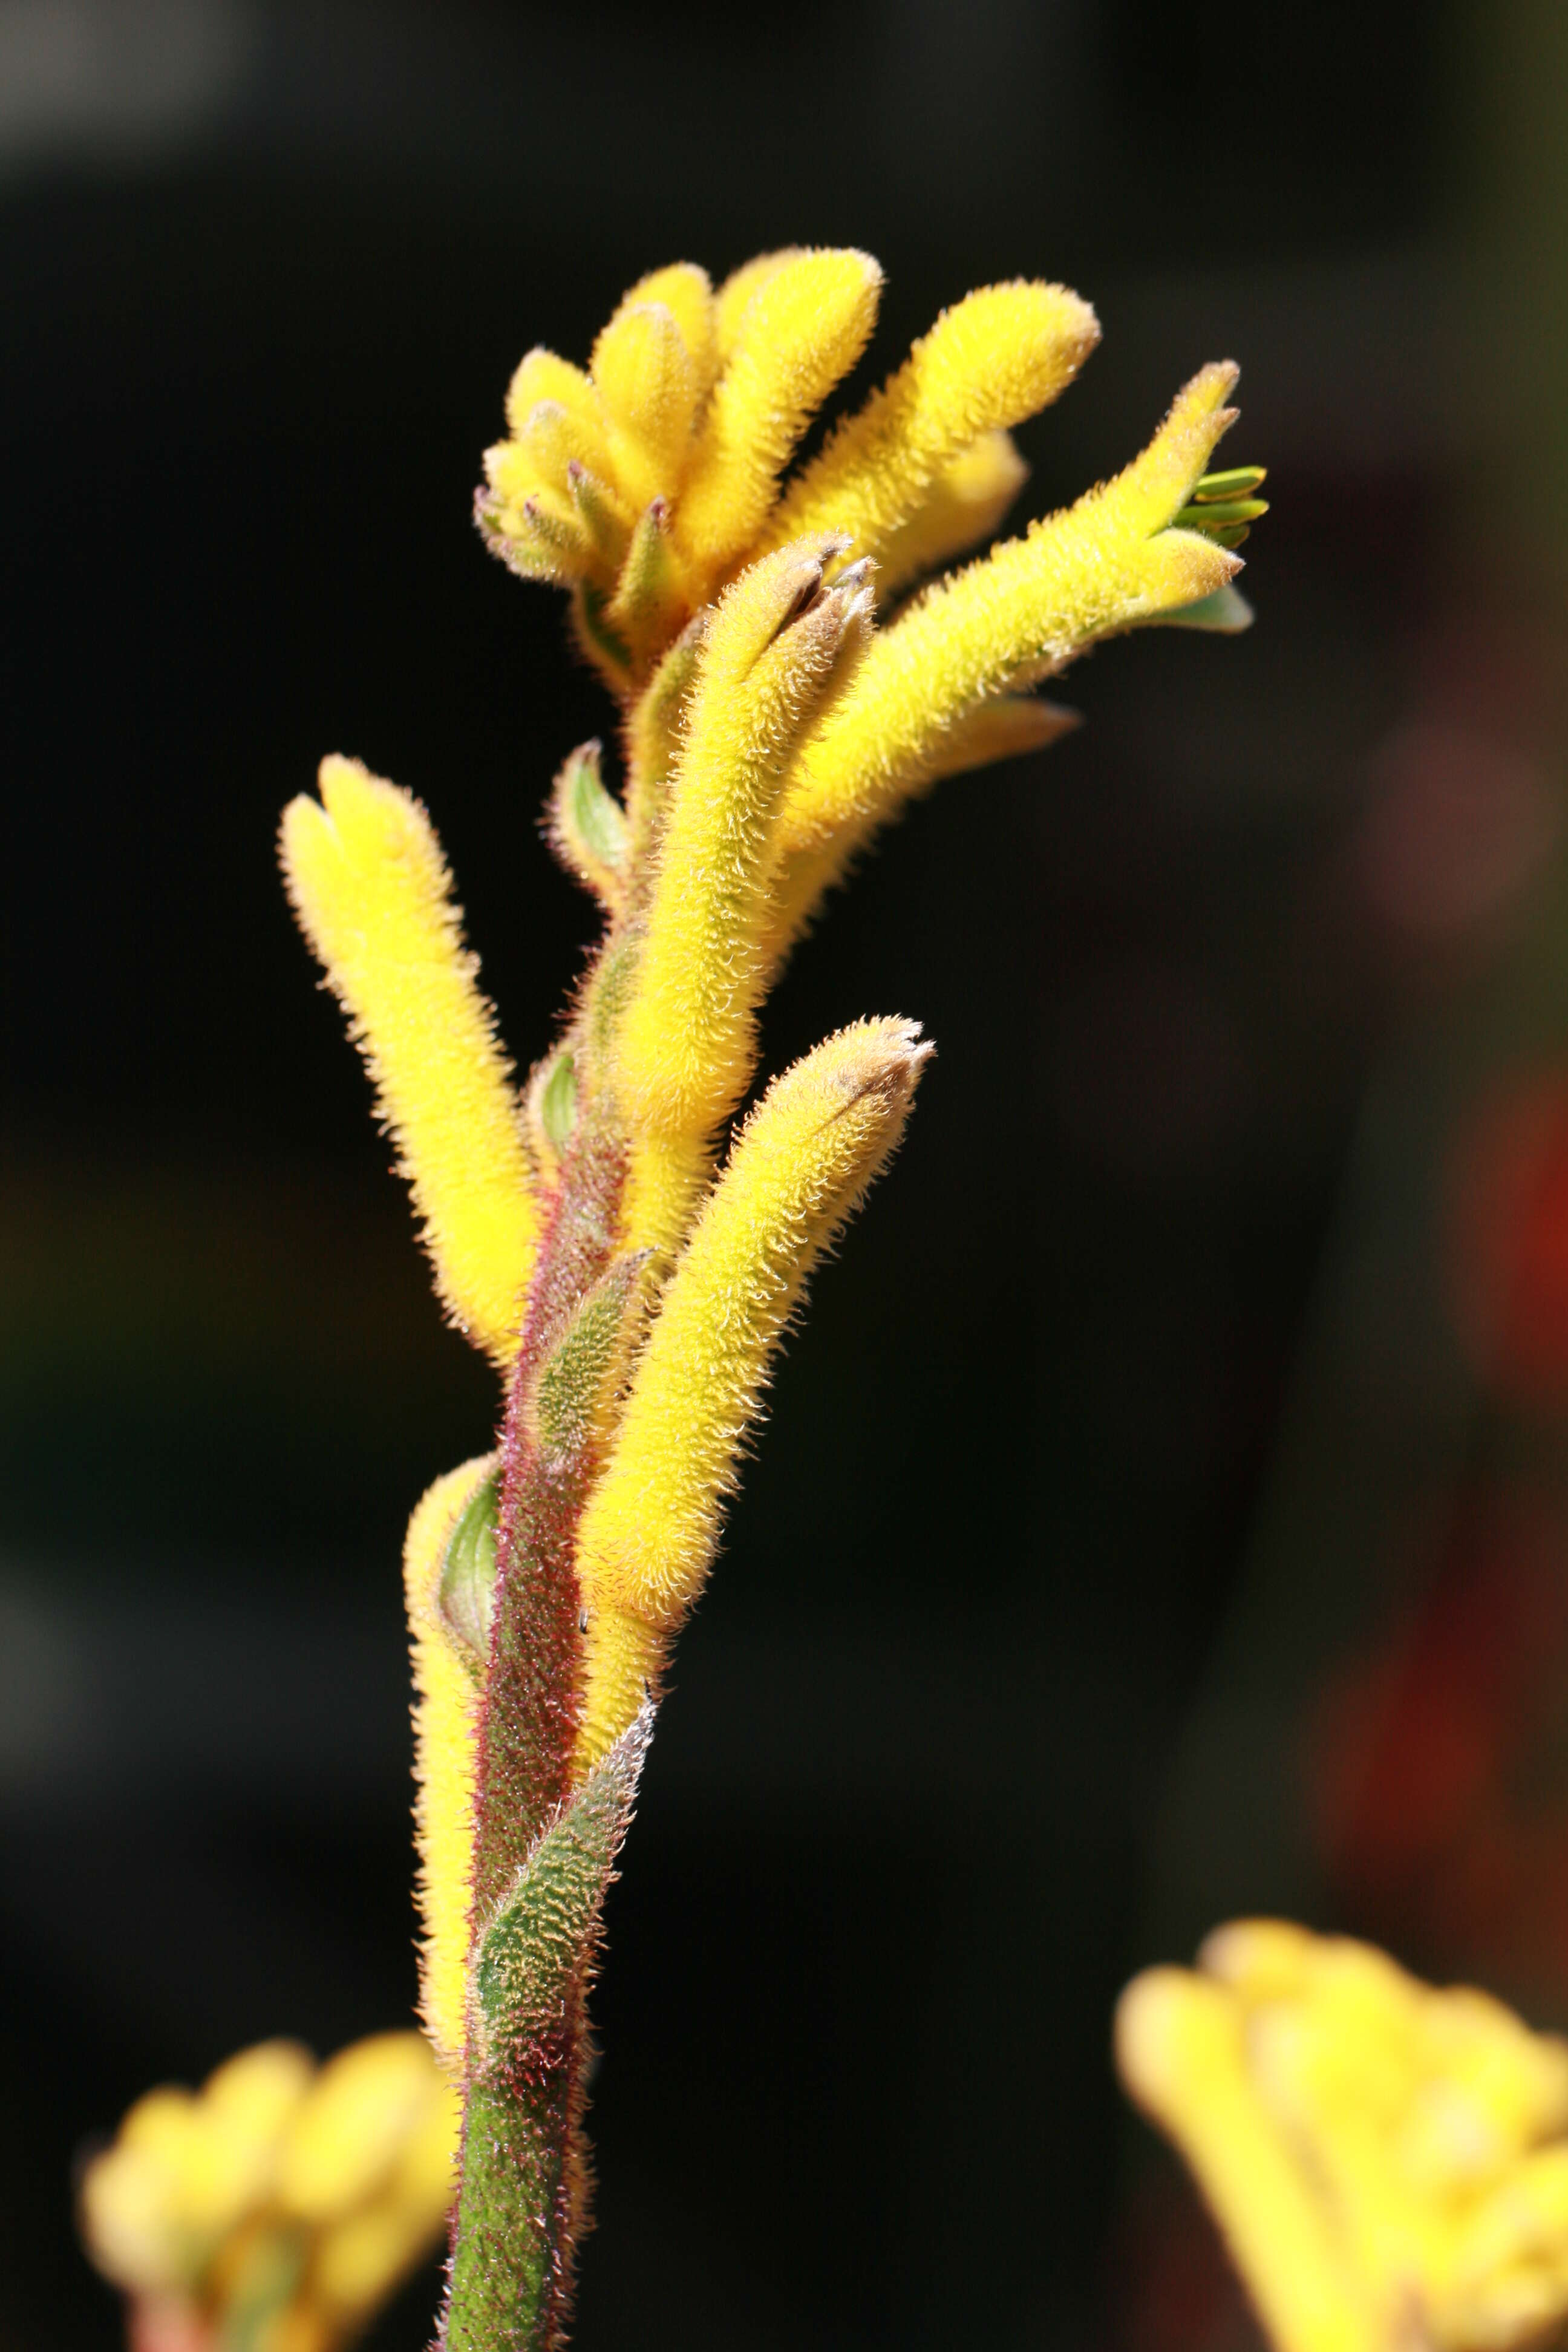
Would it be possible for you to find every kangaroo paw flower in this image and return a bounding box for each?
[1118,1923,1568,2352]
[80,2033,459,2352]
[266,242,1261,2350]
[281,759,540,1364]
[576,1018,930,1768]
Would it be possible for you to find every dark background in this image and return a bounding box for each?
[6,2,1568,2347]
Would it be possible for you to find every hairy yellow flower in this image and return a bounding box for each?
[280,759,539,1365]
[576,1018,929,1768]
[762,278,1097,567]
[760,362,1246,961]
[1117,1923,1568,2352]
[403,1455,493,2071]
[80,2031,457,2352]
[675,249,882,585]
[616,538,874,1151]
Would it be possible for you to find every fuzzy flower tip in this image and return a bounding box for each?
[1117,1922,1568,2352]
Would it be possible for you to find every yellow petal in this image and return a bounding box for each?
[503,347,608,457]
[592,301,699,511]
[276,2033,440,2226]
[712,248,804,364]
[619,261,715,399]
[1200,1918,1319,2005]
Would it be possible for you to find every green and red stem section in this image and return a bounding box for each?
[439,976,647,2351]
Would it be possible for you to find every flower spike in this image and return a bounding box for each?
[266,243,1266,2351]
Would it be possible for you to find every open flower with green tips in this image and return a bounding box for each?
[278,246,1264,2349]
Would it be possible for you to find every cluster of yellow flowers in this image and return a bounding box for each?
[79,244,1270,2344]
[278,255,1258,2092]
[1119,1922,1568,2352]
[79,2031,458,2352]
[76,241,1568,2352]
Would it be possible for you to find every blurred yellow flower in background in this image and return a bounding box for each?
[79,2029,458,2352]
[1118,1922,1568,2352]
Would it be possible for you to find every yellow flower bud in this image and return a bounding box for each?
[279,759,539,1365]
[577,1018,929,1765]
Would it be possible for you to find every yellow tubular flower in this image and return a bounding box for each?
[759,362,1243,962]
[621,1127,715,1267]
[81,2044,315,2297]
[673,247,884,585]
[1117,1969,1382,2352]
[280,758,539,1366]
[483,351,624,594]
[575,1018,930,1768]
[1246,1970,1451,2310]
[403,1456,492,2072]
[616,537,875,1163]
[1119,1923,1568,2352]
[871,428,1031,602]
[765,280,1099,566]
[591,301,699,516]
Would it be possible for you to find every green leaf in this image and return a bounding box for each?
[442,1710,653,2352]
[1188,464,1267,502]
[470,1707,652,2067]
[1158,584,1256,633]
[546,742,630,909]
[566,743,629,875]
[540,1052,578,1154]
[439,1460,501,1671]
[532,1251,651,1463]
